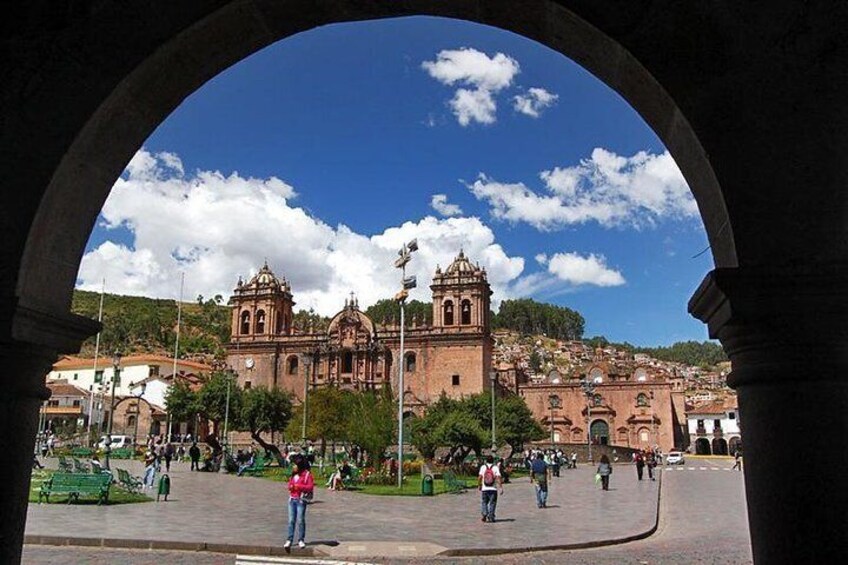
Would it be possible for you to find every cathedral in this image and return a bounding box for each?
[225,251,494,412]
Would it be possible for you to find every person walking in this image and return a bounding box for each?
[530,451,550,508]
[635,451,645,480]
[189,442,200,471]
[164,442,174,473]
[732,450,743,471]
[477,454,503,522]
[143,450,157,489]
[646,450,656,481]
[570,451,577,469]
[284,454,314,551]
[597,454,613,491]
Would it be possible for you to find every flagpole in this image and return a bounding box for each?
[169,272,184,441]
[89,277,106,442]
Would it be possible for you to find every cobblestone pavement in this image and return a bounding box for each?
[23,457,751,564]
[25,458,658,553]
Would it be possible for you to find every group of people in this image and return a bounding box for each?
[633,449,661,481]
[522,448,579,474]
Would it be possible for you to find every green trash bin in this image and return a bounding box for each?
[157,474,171,501]
[421,474,434,496]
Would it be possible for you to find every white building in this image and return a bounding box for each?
[49,355,211,415]
[686,397,741,455]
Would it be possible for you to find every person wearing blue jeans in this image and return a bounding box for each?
[530,452,549,508]
[287,497,307,545]
[477,454,503,522]
[284,453,314,551]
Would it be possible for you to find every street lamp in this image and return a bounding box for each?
[105,350,122,470]
[581,377,596,463]
[548,394,562,446]
[129,381,147,448]
[490,372,497,453]
[394,238,418,488]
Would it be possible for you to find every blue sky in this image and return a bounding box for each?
[78,16,714,346]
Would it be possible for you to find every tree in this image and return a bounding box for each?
[164,379,198,424]
[346,390,396,468]
[196,371,242,440]
[493,298,585,339]
[365,298,432,327]
[493,394,546,459]
[237,386,293,460]
[306,386,350,457]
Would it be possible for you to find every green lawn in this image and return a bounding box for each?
[29,471,152,505]
[353,476,475,496]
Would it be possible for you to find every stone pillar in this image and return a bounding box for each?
[690,267,848,564]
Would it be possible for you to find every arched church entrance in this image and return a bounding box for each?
[590,419,609,446]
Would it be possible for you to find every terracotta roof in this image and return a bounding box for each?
[47,382,90,397]
[687,397,737,415]
[53,355,212,372]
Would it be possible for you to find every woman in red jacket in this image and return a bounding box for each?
[284,453,314,550]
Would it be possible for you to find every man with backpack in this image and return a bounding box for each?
[478,454,503,523]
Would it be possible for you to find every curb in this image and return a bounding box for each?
[26,476,663,559]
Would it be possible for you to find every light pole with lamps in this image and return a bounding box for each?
[548,394,561,446]
[129,381,147,448]
[105,351,122,470]
[394,238,418,488]
[581,377,596,463]
[490,372,497,452]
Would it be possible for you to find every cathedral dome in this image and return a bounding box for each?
[240,261,290,292]
[446,250,479,274]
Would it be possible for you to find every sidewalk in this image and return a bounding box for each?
[25,459,660,558]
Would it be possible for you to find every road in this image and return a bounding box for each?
[23,458,752,564]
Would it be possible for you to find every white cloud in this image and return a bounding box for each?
[77,149,527,316]
[422,48,520,127]
[546,252,625,287]
[421,48,519,91]
[430,194,463,217]
[534,253,548,265]
[513,87,558,118]
[469,148,696,230]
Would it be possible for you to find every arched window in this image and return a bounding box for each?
[639,427,650,443]
[240,311,251,335]
[443,300,454,325]
[460,299,472,325]
[636,393,650,407]
[342,351,353,373]
[255,310,266,334]
[590,368,604,383]
[405,352,416,373]
[287,356,299,375]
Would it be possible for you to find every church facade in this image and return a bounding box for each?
[225,251,494,412]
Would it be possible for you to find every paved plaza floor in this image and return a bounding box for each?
[25,458,659,557]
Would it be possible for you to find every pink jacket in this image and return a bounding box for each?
[287,470,314,500]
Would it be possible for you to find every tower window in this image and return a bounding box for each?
[443,300,454,326]
[240,311,251,335]
[405,352,416,373]
[342,351,353,373]
[452,374,460,386]
[255,310,266,334]
[461,299,471,325]
[287,356,299,375]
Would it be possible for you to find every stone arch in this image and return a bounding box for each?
[695,437,712,455]
[638,426,651,445]
[240,311,251,335]
[255,309,266,334]
[12,1,735,335]
[443,300,454,326]
[590,419,609,445]
[460,299,472,325]
[728,436,742,455]
[712,437,728,456]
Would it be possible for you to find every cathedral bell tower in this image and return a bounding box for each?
[229,261,294,341]
[430,250,492,333]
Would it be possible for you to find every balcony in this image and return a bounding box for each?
[695,427,707,435]
[44,405,83,415]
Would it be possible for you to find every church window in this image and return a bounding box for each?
[276,312,283,334]
[287,356,299,375]
[460,299,472,325]
[256,310,266,334]
[405,352,416,373]
[240,311,251,335]
[637,393,650,407]
[593,393,603,407]
[342,351,353,373]
[452,374,460,386]
[443,300,454,325]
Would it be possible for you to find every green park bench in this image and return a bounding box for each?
[39,472,111,504]
[111,447,134,460]
[72,458,89,473]
[241,456,267,476]
[71,447,93,458]
[116,468,143,493]
[442,471,467,493]
[57,456,73,473]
